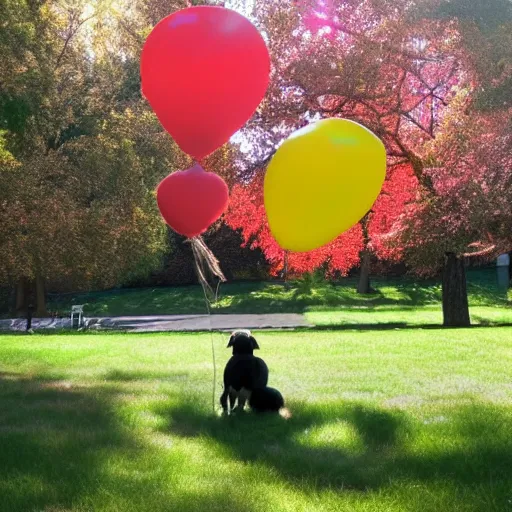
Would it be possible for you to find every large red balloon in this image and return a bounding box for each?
[141,6,270,160]
[156,163,229,238]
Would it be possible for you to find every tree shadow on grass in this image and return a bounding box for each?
[212,279,495,314]
[48,286,210,317]
[104,368,189,382]
[156,399,512,510]
[44,269,507,319]
[0,372,133,511]
[156,400,412,490]
[310,322,512,331]
[0,372,256,512]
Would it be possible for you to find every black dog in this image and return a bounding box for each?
[249,386,285,413]
[220,330,269,413]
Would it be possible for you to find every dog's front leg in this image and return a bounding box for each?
[228,387,238,412]
[235,388,250,412]
[220,389,229,413]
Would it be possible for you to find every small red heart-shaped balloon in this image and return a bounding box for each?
[141,6,270,160]
[156,163,229,238]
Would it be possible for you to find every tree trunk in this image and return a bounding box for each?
[442,252,470,327]
[35,275,47,317]
[357,214,373,294]
[283,251,291,289]
[15,278,27,316]
[357,250,372,294]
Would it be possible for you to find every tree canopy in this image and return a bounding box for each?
[1,0,511,317]
[226,0,512,278]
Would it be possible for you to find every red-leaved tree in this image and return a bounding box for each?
[225,0,512,327]
[226,161,419,279]
[383,106,512,325]
[225,0,457,287]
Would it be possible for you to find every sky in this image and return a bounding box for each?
[225,0,256,19]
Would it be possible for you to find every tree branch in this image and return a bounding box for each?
[462,244,496,258]
[326,19,442,63]
[55,13,96,69]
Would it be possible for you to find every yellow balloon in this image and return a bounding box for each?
[264,118,386,252]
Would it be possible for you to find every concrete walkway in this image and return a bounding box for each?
[0,314,311,333]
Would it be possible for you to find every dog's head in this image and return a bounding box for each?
[227,329,259,355]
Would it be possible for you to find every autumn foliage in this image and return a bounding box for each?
[226,0,511,279]
[225,159,420,276]
[389,107,512,274]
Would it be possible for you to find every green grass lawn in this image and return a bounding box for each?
[41,268,512,328]
[1,329,512,511]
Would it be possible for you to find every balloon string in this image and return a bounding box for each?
[187,236,225,414]
[189,236,226,301]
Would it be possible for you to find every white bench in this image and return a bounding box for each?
[71,305,84,328]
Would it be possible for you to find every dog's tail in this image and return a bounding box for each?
[279,407,292,420]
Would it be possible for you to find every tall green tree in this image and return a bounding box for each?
[0,0,183,315]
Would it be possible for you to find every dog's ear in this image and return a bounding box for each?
[250,336,260,350]
[227,335,235,348]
